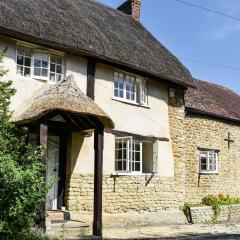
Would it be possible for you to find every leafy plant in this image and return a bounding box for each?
[202,193,240,222]
[0,49,50,239]
[181,202,193,223]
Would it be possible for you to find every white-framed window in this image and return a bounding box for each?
[16,45,64,83]
[17,46,32,77]
[115,137,157,174]
[33,52,49,79]
[114,72,147,105]
[199,151,218,174]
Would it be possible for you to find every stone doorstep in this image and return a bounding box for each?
[48,220,91,239]
[47,210,71,221]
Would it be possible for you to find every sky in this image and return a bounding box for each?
[97,0,240,94]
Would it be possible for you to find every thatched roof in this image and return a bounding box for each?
[0,0,193,87]
[12,75,114,129]
[185,79,240,123]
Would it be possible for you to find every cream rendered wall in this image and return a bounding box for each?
[0,35,174,177]
[69,63,174,176]
[0,35,88,113]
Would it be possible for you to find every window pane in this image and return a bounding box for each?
[115,161,122,171]
[135,162,140,171]
[56,56,62,64]
[57,65,62,74]
[17,66,23,76]
[51,55,56,63]
[24,67,31,77]
[17,55,24,65]
[25,57,31,67]
[42,60,48,68]
[123,161,126,170]
[119,82,124,89]
[42,68,48,77]
[119,90,123,98]
[200,156,207,170]
[25,48,32,57]
[34,68,41,76]
[50,63,55,72]
[135,152,140,162]
[50,73,55,82]
[34,59,41,67]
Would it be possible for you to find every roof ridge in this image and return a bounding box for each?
[195,79,240,97]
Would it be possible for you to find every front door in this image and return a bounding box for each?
[29,134,60,210]
[46,136,60,210]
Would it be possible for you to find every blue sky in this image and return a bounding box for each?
[97,0,240,94]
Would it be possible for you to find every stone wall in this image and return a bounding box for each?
[65,87,240,213]
[65,174,184,213]
[189,205,240,223]
[65,87,187,213]
[184,114,240,204]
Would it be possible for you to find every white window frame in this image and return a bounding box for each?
[113,71,148,106]
[32,51,50,81]
[139,78,148,106]
[115,137,142,174]
[199,151,219,174]
[16,45,64,83]
[114,72,137,104]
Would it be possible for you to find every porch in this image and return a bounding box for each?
[12,75,114,238]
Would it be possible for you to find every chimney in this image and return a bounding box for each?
[117,0,141,22]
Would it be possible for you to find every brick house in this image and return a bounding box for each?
[0,0,239,236]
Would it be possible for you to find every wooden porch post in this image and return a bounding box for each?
[39,120,48,230]
[93,127,104,237]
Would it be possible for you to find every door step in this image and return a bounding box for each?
[48,220,91,239]
[47,210,70,221]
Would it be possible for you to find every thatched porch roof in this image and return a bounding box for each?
[12,75,114,130]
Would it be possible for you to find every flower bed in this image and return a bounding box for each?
[183,194,240,223]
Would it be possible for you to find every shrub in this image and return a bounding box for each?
[0,50,49,239]
[202,193,240,221]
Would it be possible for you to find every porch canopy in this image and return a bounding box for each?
[12,75,114,237]
[12,75,114,130]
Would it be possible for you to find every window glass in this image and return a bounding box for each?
[50,54,63,83]
[115,137,142,173]
[114,72,148,105]
[17,47,32,77]
[33,53,49,78]
[199,151,218,173]
[16,46,64,82]
[140,78,147,105]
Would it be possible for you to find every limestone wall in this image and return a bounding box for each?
[190,205,240,223]
[184,114,240,204]
[65,87,187,213]
[65,174,184,213]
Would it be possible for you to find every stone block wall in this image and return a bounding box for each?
[65,87,187,213]
[184,114,240,204]
[65,174,185,213]
[190,204,240,223]
[65,87,240,213]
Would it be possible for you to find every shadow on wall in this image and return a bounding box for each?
[67,133,84,176]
